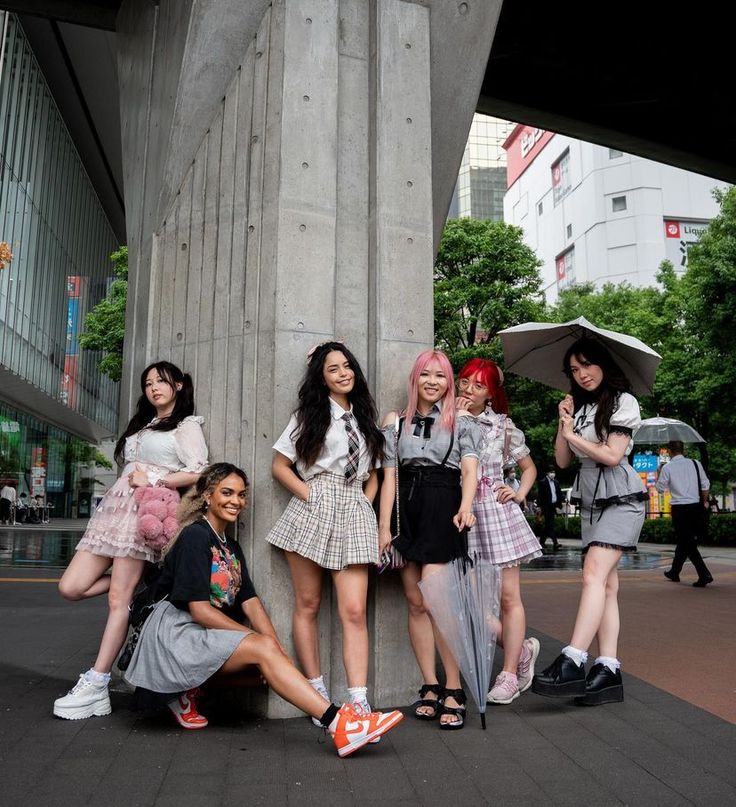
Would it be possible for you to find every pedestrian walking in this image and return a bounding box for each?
[378,349,480,730]
[532,337,648,706]
[656,440,713,586]
[455,358,542,706]
[266,342,384,719]
[536,467,562,550]
[123,463,403,755]
[53,361,208,720]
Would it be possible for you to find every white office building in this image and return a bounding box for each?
[502,125,730,301]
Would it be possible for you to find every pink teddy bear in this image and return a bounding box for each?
[133,485,180,551]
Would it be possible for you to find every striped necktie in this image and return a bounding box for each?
[342,412,360,482]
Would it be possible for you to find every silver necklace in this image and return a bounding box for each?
[203,516,227,545]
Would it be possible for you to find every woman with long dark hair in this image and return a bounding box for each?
[378,349,480,730]
[455,358,541,706]
[54,361,208,720]
[532,338,647,706]
[266,342,384,718]
[123,463,403,754]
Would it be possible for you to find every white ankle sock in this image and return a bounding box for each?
[347,686,368,706]
[307,675,329,698]
[561,646,588,666]
[595,656,620,673]
[84,668,111,686]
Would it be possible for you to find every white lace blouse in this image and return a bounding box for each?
[123,415,209,483]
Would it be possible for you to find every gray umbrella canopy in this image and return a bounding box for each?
[498,316,662,396]
[633,417,706,444]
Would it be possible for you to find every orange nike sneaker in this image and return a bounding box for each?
[329,703,404,757]
[167,688,208,729]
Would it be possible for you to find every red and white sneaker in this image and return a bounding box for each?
[352,700,381,743]
[329,703,403,758]
[167,688,208,730]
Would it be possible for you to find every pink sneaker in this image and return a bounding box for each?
[517,637,540,693]
[487,672,520,705]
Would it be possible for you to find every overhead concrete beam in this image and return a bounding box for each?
[0,1,119,31]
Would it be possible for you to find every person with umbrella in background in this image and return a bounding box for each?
[656,440,714,587]
[530,337,649,706]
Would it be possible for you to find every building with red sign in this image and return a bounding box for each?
[502,125,730,300]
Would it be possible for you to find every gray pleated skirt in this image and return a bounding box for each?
[574,460,647,549]
[123,601,250,693]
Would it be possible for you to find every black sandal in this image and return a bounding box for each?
[439,687,466,731]
[412,683,441,720]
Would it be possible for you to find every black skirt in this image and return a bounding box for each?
[392,465,467,564]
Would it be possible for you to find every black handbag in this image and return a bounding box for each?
[117,565,166,672]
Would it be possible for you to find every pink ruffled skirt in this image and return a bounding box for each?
[75,462,166,563]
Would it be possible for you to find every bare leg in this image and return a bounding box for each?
[93,556,146,672]
[331,565,369,688]
[499,565,525,673]
[58,550,114,601]
[569,546,622,652]
[285,551,324,680]
[400,562,439,715]
[220,634,330,720]
[596,567,620,659]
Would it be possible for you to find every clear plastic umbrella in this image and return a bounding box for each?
[418,556,501,729]
[633,416,706,444]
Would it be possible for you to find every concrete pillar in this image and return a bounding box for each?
[117,0,500,716]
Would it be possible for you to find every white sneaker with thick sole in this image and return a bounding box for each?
[517,637,541,694]
[53,675,111,720]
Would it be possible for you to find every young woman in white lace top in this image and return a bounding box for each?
[54,361,208,721]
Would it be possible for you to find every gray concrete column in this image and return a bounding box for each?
[117,0,500,716]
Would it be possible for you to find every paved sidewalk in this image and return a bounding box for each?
[1,547,735,805]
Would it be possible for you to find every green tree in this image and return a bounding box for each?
[434,218,544,358]
[79,246,128,382]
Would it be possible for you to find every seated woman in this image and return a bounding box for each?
[123,463,402,756]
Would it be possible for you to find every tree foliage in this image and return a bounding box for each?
[79,246,128,382]
[434,219,544,356]
[434,191,736,495]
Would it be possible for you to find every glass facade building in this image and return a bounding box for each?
[450,115,515,221]
[0,13,120,516]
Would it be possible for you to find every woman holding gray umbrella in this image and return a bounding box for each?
[531,337,648,706]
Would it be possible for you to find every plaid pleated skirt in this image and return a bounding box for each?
[266,472,379,570]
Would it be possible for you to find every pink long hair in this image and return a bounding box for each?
[457,357,509,414]
[404,350,456,432]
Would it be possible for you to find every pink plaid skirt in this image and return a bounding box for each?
[470,468,542,567]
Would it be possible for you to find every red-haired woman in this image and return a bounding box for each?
[456,358,542,706]
[378,350,480,730]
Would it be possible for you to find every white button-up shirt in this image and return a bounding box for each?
[655,454,709,505]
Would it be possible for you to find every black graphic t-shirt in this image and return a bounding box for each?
[158,519,257,622]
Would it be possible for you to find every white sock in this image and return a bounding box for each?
[307,675,329,698]
[595,656,620,673]
[84,668,111,686]
[561,645,588,666]
[347,686,368,706]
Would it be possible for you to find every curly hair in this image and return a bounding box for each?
[563,338,633,441]
[291,342,384,469]
[166,463,249,555]
[114,361,195,464]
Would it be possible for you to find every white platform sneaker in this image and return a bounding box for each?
[53,674,111,720]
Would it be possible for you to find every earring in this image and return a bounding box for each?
[203,499,209,511]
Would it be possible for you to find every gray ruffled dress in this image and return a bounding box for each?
[568,392,647,550]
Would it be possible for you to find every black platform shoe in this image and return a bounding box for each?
[574,663,623,706]
[531,653,586,697]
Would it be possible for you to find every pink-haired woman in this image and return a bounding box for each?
[378,350,480,730]
[456,358,542,706]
